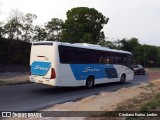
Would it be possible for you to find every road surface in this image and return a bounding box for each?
[0,74,149,111]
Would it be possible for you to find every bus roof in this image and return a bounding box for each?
[32,41,132,55]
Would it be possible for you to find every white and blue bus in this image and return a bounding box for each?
[30,41,134,88]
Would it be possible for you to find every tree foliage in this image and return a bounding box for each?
[3,9,23,40]
[4,18,23,40]
[33,25,47,41]
[0,21,4,38]
[104,38,160,67]
[143,45,160,67]
[2,9,37,42]
[0,8,160,67]
[99,40,117,49]
[22,13,37,42]
[45,18,63,41]
[62,7,109,44]
[0,37,31,65]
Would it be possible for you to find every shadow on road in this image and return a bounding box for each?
[32,81,135,96]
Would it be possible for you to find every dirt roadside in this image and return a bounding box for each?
[33,80,160,120]
[0,72,29,85]
[42,80,159,112]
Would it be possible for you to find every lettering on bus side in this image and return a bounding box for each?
[83,67,100,72]
[34,65,49,71]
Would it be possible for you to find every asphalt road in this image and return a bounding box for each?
[0,74,149,111]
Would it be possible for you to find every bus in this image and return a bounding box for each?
[30,41,134,88]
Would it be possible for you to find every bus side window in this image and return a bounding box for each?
[86,49,98,63]
[110,53,115,64]
[69,47,86,64]
[114,53,119,64]
[69,47,77,63]
[59,46,69,63]
[118,55,122,64]
[76,48,86,63]
[100,57,110,64]
[122,55,127,66]
[128,55,133,69]
[93,50,99,63]
[85,50,91,63]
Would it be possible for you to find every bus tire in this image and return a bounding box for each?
[85,76,94,88]
[120,74,126,83]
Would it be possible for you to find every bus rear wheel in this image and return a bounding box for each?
[120,74,126,83]
[85,76,94,88]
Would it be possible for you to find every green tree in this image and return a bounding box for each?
[0,21,4,38]
[45,18,63,41]
[33,25,47,41]
[99,40,117,49]
[3,9,23,40]
[4,18,23,40]
[22,13,37,42]
[119,38,140,52]
[62,7,109,44]
[143,45,160,67]
[118,38,142,64]
[117,38,160,67]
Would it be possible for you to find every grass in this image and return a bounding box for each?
[125,93,160,120]
[147,68,160,71]
[97,83,160,120]
[131,80,160,120]
[140,93,160,112]
[125,83,160,120]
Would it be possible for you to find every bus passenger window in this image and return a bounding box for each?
[100,57,110,64]
[110,54,114,64]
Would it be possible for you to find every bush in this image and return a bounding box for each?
[0,38,31,65]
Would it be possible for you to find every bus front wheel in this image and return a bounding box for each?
[85,76,94,88]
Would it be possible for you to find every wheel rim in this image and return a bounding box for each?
[86,77,94,88]
[87,79,92,87]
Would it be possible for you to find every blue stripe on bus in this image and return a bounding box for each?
[70,64,118,80]
[31,61,51,76]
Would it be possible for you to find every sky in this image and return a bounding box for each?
[0,0,160,46]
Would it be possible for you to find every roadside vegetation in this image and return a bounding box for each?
[0,7,160,69]
[0,72,29,85]
[140,93,160,112]
[97,77,160,120]
[147,68,160,71]
[0,79,29,86]
[0,38,30,66]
